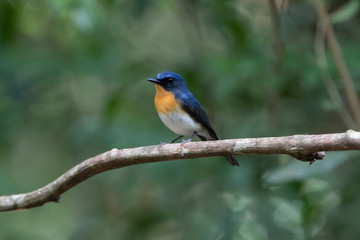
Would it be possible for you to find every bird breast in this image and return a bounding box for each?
[154,84,208,137]
[154,84,178,114]
[158,108,204,136]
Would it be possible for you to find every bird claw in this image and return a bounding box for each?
[157,142,167,150]
[179,138,192,150]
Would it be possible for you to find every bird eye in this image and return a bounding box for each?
[168,78,174,83]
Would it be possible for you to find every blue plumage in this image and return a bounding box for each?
[148,71,239,166]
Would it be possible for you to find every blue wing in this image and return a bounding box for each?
[175,89,240,166]
[175,90,219,140]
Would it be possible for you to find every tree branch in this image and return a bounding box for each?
[314,0,360,128]
[1,130,360,212]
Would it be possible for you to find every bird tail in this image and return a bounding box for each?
[225,155,239,167]
[197,134,239,167]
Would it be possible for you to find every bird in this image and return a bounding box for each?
[148,71,239,166]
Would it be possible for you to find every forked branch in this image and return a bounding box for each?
[1,130,360,212]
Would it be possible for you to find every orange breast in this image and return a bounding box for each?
[154,84,178,114]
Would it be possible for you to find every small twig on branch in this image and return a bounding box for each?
[1,130,360,212]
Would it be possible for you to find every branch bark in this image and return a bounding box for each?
[1,130,360,212]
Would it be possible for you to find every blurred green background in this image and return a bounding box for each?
[1,0,360,239]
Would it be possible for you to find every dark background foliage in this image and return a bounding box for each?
[1,0,360,239]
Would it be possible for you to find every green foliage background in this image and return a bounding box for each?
[1,0,360,239]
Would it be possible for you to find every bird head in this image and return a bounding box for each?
[148,71,187,91]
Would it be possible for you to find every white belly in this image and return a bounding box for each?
[158,109,211,138]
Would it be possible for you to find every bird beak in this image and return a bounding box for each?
[147,78,160,84]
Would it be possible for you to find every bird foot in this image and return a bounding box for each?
[157,142,167,150]
[179,138,192,151]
